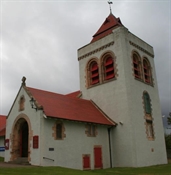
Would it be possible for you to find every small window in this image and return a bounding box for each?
[143,59,152,84]
[85,124,97,137]
[90,61,99,85]
[56,123,62,139]
[19,95,25,111]
[146,120,154,138]
[52,121,66,140]
[104,57,115,80]
[132,53,141,79]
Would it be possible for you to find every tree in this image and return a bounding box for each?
[167,112,171,125]
[165,112,171,150]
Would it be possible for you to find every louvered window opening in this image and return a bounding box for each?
[90,62,99,85]
[133,55,141,79]
[104,57,115,80]
[143,60,151,83]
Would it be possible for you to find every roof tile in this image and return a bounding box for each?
[28,87,115,125]
[91,13,123,43]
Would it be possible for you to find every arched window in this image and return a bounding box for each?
[104,57,115,80]
[143,59,151,84]
[143,92,154,140]
[132,53,141,79]
[143,92,151,114]
[89,61,99,85]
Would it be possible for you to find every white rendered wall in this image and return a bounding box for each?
[78,26,167,167]
[0,136,5,157]
[41,119,111,170]
[5,86,42,165]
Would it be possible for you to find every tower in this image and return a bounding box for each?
[77,12,167,167]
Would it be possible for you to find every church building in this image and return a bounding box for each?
[3,11,167,169]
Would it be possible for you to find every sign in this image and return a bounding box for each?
[0,147,5,152]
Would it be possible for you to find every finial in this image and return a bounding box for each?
[22,76,26,86]
[108,0,113,14]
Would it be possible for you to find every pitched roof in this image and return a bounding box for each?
[27,87,115,126]
[91,13,123,43]
[0,115,6,136]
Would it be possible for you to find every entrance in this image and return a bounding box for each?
[11,118,29,161]
[20,121,28,157]
[94,146,103,169]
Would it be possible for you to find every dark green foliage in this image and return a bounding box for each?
[165,134,171,149]
[167,116,171,125]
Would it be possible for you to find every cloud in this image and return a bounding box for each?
[0,0,170,117]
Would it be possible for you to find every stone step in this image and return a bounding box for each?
[9,157,30,165]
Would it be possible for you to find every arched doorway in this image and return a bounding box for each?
[11,118,29,161]
[20,121,28,157]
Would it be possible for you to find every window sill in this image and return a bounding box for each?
[147,137,155,141]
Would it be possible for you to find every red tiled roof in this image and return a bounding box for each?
[0,115,6,136]
[65,91,81,98]
[27,87,115,126]
[91,13,123,43]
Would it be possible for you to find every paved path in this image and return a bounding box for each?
[0,162,32,168]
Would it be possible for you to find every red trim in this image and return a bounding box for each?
[33,136,39,149]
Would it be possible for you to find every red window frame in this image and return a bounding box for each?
[133,54,141,79]
[104,57,115,80]
[90,62,99,85]
[143,59,151,83]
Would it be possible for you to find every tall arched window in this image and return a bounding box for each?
[89,61,99,85]
[143,59,152,84]
[132,53,141,79]
[143,92,154,140]
[143,92,151,114]
[103,56,115,80]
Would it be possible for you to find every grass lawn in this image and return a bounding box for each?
[0,157,170,175]
[0,156,4,162]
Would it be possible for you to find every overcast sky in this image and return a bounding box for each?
[0,0,170,125]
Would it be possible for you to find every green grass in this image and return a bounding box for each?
[0,156,4,162]
[0,158,170,175]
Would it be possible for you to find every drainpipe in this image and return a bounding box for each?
[108,126,112,168]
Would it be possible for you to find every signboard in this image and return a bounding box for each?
[0,147,5,152]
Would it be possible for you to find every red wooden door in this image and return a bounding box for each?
[94,147,103,168]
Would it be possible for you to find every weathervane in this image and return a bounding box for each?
[108,0,113,14]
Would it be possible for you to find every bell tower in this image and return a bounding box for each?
[77,11,167,167]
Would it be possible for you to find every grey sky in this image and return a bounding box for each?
[0,0,170,125]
